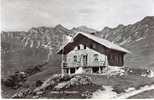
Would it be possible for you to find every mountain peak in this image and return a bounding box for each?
[71,25,96,33]
[117,24,125,28]
[55,24,65,29]
[103,26,111,30]
[142,16,154,21]
[139,16,154,25]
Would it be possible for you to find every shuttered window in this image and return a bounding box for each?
[77,45,80,50]
[94,54,99,61]
[74,55,77,62]
[84,45,86,49]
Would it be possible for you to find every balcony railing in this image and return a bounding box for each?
[63,62,67,68]
[63,61,105,68]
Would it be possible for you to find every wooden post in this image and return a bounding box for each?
[105,55,108,66]
[74,68,76,74]
[99,67,101,73]
[91,68,93,74]
[68,68,71,75]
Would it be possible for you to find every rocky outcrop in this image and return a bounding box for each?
[1,25,72,78]
[98,16,154,45]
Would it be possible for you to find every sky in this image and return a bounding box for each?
[1,0,154,31]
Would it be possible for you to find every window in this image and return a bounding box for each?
[77,45,80,50]
[66,69,69,74]
[94,54,99,61]
[74,55,77,62]
[84,45,86,49]
[83,55,88,65]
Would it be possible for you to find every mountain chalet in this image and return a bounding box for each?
[57,32,130,75]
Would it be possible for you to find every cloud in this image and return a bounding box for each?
[78,8,95,15]
[1,0,154,31]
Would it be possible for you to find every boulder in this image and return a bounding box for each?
[54,82,68,90]
[33,74,61,93]
[36,91,44,95]
[79,76,92,85]
[32,95,40,99]
[35,80,43,87]
[81,91,93,98]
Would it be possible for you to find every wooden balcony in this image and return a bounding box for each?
[62,61,106,68]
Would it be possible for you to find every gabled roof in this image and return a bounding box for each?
[57,32,130,54]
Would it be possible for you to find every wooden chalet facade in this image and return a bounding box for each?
[57,32,130,75]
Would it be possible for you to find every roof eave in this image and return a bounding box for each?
[56,32,131,54]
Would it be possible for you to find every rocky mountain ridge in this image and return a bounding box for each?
[98,16,154,46]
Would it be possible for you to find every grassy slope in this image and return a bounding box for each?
[1,47,49,78]
[87,74,154,89]
[25,66,61,85]
[124,34,154,71]
[1,84,17,98]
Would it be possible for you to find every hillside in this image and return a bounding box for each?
[124,34,154,70]
[1,25,72,78]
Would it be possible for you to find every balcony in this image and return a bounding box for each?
[62,61,106,68]
[63,62,67,68]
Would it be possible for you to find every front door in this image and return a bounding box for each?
[82,55,88,66]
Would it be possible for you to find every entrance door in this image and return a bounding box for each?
[82,55,88,66]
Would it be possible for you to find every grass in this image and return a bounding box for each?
[1,84,17,98]
[25,67,61,85]
[86,74,154,92]
[2,72,154,98]
[124,35,154,71]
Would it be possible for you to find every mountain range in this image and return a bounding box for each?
[1,16,154,79]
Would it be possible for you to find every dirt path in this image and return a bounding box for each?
[92,84,154,99]
[92,86,117,99]
[116,84,154,99]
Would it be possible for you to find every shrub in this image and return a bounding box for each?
[112,85,125,94]
[59,75,72,82]
[35,80,43,87]
[135,83,147,90]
